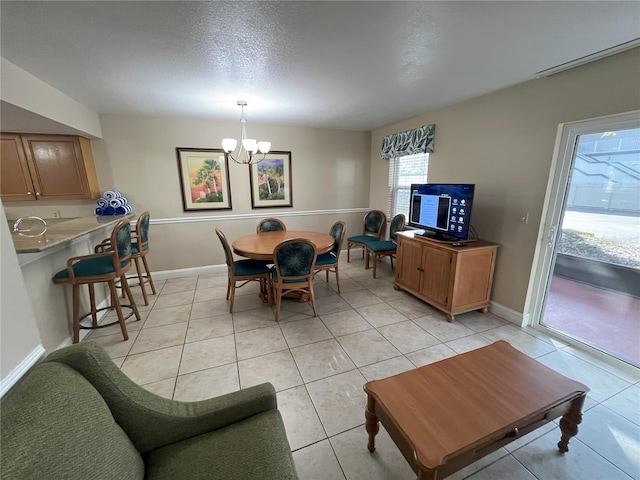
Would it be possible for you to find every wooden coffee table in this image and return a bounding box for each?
[364,341,588,480]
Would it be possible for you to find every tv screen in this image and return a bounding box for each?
[408,184,475,241]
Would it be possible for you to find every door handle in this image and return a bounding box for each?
[547,225,557,248]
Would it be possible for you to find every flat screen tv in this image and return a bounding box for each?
[408,183,475,241]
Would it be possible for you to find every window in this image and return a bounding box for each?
[387,153,429,218]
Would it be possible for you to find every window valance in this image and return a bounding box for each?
[380,124,435,160]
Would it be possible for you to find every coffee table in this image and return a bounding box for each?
[364,341,588,480]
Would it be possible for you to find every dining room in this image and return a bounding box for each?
[1,4,639,476]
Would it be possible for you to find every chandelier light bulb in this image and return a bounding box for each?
[242,138,258,153]
[221,138,237,153]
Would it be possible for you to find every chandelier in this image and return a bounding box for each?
[222,101,271,165]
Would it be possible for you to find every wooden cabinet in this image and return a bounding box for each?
[394,231,499,322]
[0,133,99,201]
[0,133,35,201]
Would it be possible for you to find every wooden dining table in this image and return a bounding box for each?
[232,230,335,261]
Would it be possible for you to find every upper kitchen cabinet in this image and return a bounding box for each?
[0,133,35,201]
[0,133,100,201]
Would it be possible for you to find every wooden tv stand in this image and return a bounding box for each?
[394,231,499,322]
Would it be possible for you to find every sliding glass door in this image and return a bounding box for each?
[531,111,640,367]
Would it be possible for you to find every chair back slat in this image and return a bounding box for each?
[257,218,286,233]
[215,228,234,269]
[389,214,406,242]
[137,211,151,247]
[274,239,317,278]
[329,221,346,256]
[112,220,132,275]
[363,210,386,238]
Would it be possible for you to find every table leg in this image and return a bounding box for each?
[365,394,379,453]
[558,394,586,453]
[418,470,437,480]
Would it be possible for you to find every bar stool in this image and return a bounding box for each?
[130,211,156,305]
[52,219,141,343]
[96,211,157,306]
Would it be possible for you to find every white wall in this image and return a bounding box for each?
[0,201,44,396]
[369,48,640,320]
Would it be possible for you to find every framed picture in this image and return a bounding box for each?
[249,151,293,208]
[176,148,232,211]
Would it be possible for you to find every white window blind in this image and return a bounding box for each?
[387,153,429,219]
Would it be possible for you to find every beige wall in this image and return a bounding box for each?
[0,201,44,395]
[369,48,640,318]
[89,115,372,271]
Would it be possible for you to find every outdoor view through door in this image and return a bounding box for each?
[541,126,640,367]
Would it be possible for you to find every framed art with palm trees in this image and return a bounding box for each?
[249,151,293,208]
[176,148,232,210]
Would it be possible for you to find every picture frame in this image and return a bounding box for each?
[249,151,293,208]
[176,148,232,211]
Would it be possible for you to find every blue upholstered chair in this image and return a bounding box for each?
[257,217,286,233]
[347,210,386,262]
[53,219,141,343]
[216,228,272,313]
[271,239,318,322]
[365,213,406,279]
[314,221,346,292]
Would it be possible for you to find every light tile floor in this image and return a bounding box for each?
[86,255,640,480]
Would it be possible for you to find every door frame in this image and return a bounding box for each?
[527,110,640,364]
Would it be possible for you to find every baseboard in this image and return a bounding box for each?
[152,264,227,281]
[53,266,226,351]
[489,301,528,327]
[1,344,46,398]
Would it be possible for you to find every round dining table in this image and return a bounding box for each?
[232,230,334,261]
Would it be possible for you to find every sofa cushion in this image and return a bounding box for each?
[145,409,298,480]
[1,362,144,480]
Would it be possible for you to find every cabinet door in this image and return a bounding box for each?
[21,135,92,200]
[451,248,496,309]
[420,246,453,306]
[396,237,424,291]
[1,133,36,201]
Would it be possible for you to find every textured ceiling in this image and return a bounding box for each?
[1,1,639,132]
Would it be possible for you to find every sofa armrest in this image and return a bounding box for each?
[44,342,277,453]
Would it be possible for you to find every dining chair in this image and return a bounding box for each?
[271,239,318,322]
[314,221,346,292]
[216,228,272,313]
[347,210,386,262]
[257,217,286,233]
[52,219,141,343]
[365,213,406,279]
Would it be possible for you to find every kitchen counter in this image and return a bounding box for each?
[11,214,134,254]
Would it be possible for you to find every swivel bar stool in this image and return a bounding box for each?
[53,219,141,343]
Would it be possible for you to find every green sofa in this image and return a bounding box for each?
[1,342,298,479]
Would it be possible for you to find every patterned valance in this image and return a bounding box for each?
[380,124,435,160]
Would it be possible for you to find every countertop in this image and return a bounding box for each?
[10,215,134,253]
